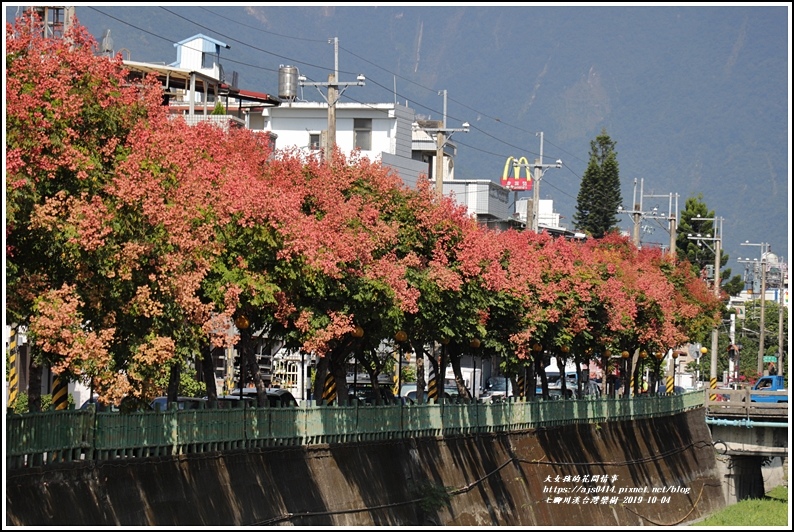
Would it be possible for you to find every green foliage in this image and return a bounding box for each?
[413,481,453,513]
[9,392,75,414]
[152,361,207,398]
[573,128,622,238]
[691,485,788,526]
[211,100,226,115]
[178,371,207,398]
[401,364,417,383]
[675,194,742,296]
[730,300,787,381]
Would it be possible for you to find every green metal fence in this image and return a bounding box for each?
[5,392,704,470]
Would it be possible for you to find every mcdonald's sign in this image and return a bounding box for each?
[501,156,533,191]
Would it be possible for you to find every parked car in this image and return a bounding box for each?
[400,383,465,404]
[656,383,686,395]
[482,376,513,401]
[150,396,208,411]
[213,395,256,408]
[81,395,154,412]
[348,384,398,405]
[80,395,119,412]
[266,388,299,407]
[223,388,299,408]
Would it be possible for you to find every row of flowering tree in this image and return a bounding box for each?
[5,14,722,410]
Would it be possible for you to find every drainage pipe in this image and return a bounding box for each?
[705,417,789,428]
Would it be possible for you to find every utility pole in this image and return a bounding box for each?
[420,90,469,198]
[643,192,679,258]
[688,215,722,394]
[513,132,561,232]
[740,241,769,376]
[617,178,644,247]
[326,73,337,160]
[436,90,447,199]
[298,38,365,160]
[778,287,785,377]
[632,179,642,247]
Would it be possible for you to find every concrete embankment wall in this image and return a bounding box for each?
[6,408,725,526]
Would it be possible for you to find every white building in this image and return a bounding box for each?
[170,33,230,96]
[259,101,429,188]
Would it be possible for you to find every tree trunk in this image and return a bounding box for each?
[201,344,218,407]
[331,351,349,405]
[313,355,329,405]
[167,362,180,402]
[449,349,472,402]
[557,356,568,399]
[536,357,549,400]
[413,340,426,405]
[249,337,271,407]
[28,350,42,413]
[527,360,536,399]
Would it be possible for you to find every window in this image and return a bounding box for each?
[354,118,372,151]
[309,133,321,151]
[201,52,214,70]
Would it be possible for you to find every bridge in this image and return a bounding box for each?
[703,387,788,503]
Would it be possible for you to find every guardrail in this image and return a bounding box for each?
[704,387,788,419]
[6,392,704,470]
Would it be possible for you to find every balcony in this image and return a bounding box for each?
[175,114,246,131]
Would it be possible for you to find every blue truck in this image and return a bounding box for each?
[749,375,788,403]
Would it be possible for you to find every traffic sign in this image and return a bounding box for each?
[763,355,777,363]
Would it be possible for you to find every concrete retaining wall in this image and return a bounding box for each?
[6,408,725,526]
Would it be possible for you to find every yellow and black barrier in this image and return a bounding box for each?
[9,326,19,407]
[322,372,337,405]
[52,376,68,410]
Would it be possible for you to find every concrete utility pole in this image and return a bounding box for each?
[618,178,644,247]
[778,287,785,377]
[421,90,469,198]
[513,132,561,232]
[632,179,642,247]
[740,241,769,376]
[619,182,679,257]
[688,215,722,393]
[643,192,679,258]
[298,37,365,160]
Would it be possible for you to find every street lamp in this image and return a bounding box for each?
[687,215,723,396]
[738,241,770,376]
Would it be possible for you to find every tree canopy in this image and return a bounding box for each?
[573,129,623,239]
[6,14,724,408]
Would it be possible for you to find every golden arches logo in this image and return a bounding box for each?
[501,156,533,191]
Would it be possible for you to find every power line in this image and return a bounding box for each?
[83,6,585,194]
[197,6,328,44]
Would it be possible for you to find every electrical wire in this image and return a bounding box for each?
[247,438,721,525]
[84,5,576,182]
